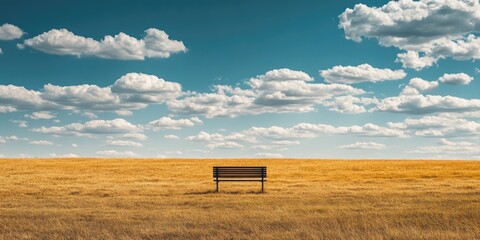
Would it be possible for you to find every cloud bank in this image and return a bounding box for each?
[21,28,187,60]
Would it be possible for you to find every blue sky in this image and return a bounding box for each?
[1,0,479,159]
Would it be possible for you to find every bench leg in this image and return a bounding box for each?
[216,180,219,192]
[261,179,264,192]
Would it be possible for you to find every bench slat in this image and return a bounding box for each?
[213,166,267,192]
[213,166,266,168]
[214,175,265,178]
[214,180,267,182]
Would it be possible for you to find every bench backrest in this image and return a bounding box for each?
[213,166,267,179]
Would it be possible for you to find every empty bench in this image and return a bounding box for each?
[213,166,267,192]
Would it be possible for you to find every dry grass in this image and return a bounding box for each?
[0,158,479,239]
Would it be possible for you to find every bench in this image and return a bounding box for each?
[213,166,267,192]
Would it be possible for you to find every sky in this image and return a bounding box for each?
[0,0,479,159]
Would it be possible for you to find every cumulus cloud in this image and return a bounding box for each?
[96,150,138,157]
[0,23,24,40]
[186,131,256,144]
[410,139,480,157]
[49,153,79,158]
[10,119,28,128]
[1,69,368,118]
[29,140,53,145]
[164,134,179,139]
[41,83,141,111]
[271,140,300,145]
[32,118,142,137]
[106,140,143,147]
[339,142,386,150]
[187,122,406,150]
[0,106,16,113]
[0,73,181,114]
[168,68,365,118]
[320,64,406,84]
[407,78,439,92]
[0,85,55,111]
[25,111,56,120]
[395,51,438,70]
[0,135,19,144]
[376,94,480,115]
[438,73,473,85]
[254,153,283,158]
[401,78,439,95]
[388,115,480,138]
[206,141,244,149]
[111,73,182,103]
[322,96,378,113]
[118,133,148,141]
[339,0,480,69]
[148,116,202,131]
[21,28,186,60]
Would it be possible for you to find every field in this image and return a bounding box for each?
[0,159,479,239]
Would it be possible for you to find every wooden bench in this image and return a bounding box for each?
[213,166,267,192]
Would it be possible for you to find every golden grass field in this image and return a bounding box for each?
[0,158,479,239]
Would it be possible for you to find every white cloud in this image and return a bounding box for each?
[165,150,183,155]
[32,118,142,137]
[0,135,19,144]
[29,140,53,145]
[254,153,283,158]
[96,150,138,157]
[0,85,54,111]
[148,116,202,130]
[0,73,181,114]
[271,140,300,145]
[396,51,437,70]
[25,111,56,120]
[114,110,133,116]
[388,115,480,138]
[410,139,480,157]
[111,73,182,103]
[41,83,141,111]
[322,96,378,113]
[320,64,406,84]
[0,106,16,113]
[293,123,408,138]
[11,120,28,128]
[206,141,244,149]
[164,134,179,139]
[168,68,365,118]
[186,131,255,144]
[401,78,439,95]
[339,142,386,150]
[72,144,78,147]
[81,112,98,119]
[118,133,148,141]
[438,73,473,85]
[0,23,24,40]
[49,153,79,158]
[375,94,480,114]
[339,0,480,70]
[187,122,407,150]
[437,111,480,119]
[21,28,186,60]
[106,140,143,147]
